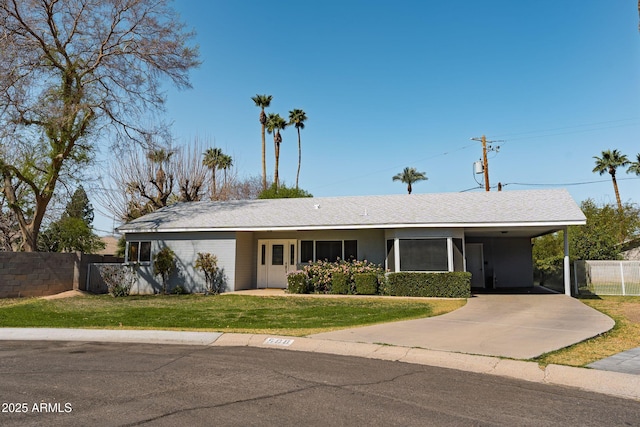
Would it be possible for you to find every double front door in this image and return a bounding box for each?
[257,239,297,288]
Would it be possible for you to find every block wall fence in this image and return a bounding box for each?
[0,252,122,298]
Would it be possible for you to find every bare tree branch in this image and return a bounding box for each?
[0,0,200,250]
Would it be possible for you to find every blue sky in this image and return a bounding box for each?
[94,1,640,233]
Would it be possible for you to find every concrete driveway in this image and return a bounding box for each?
[310,294,615,359]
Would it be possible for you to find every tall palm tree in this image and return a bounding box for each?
[626,153,640,176]
[202,147,223,200]
[251,94,273,191]
[392,167,428,194]
[219,154,233,189]
[593,149,629,211]
[266,113,287,192]
[289,109,307,190]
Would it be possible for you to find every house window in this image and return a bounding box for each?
[316,241,342,262]
[386,239,395,272]
[344,240,357,260]
[300,240,358,263]
[452,238,464,271]
[399,239,448,271]
[127,241,151,263]
[301,241,314,263]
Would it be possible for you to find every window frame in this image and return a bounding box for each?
[126,240,152,264]
[387,237,462,273]
[299,239,358,263]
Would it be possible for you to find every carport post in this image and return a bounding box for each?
[563,226,571,296]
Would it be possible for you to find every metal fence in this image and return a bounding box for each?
[580,260,640,296]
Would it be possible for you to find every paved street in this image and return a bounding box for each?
[0,341,638,426]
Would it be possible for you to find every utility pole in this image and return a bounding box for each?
[471,135,503,192]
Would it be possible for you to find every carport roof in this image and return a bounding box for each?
[117,189,585,237]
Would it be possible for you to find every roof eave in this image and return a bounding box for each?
[118,219,587,234]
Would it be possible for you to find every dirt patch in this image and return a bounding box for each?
[622,303,640,324]
[40,290,90,300]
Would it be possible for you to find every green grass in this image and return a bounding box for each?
[535,295,640,367]
[0,294,465,336]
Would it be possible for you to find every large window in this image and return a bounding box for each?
[399,239,448,271]
[127,241,151,263]
[300,240,357,262]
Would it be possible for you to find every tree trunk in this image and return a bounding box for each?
[296,127,301,190]
[274,138,280,193]
[612,174,623,212]
[261,123,267,191]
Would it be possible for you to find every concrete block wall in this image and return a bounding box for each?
[0,253,123,298]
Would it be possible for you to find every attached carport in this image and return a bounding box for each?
[464,223,576,296]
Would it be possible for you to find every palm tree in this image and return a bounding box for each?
[266,113,287,192]
[289,109,307,190]
[392,167,428,194]
[251,94,273,191]
[627,153,640,176]
[593,149,629,211]
[147,148,175,195]
[219,154,233,189]
[203,147,223,200]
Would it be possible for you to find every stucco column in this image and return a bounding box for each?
[564,226,571,296]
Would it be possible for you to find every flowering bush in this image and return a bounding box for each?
[287,271,308,294]
[302,259,384,294]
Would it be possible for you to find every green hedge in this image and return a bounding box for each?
[385,272,471,298]
[354,273,378,295]
[331,272,349,294]
[287,272,308,294]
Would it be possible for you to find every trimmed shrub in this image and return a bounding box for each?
[385,272,471,298]
[287,271,308,294]
[331,272,349,294]
[354,273,379,295]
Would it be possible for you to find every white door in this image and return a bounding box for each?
[465,243,485,288]
[257,240,297,288]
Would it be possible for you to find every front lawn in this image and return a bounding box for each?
[535,295,640,366]
[0,294,465,336]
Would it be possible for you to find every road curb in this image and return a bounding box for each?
[0,328,637,401]
[0,328,222,346]
[217,333,640,401]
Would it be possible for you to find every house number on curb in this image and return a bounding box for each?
[264,338,294,347]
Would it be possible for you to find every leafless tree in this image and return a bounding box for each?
[175,137,208,202]
[98,137,211,222]
[0,0,200,251]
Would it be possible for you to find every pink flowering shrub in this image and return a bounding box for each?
[302,259,384,294]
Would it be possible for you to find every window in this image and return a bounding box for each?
[399,239,448,271]
[316,241,342,262]
[127,241,151,263]
[272,244,284,265]
[344,240,357,260]
[300,240,358,262]
[261,244,266,265]
[452,238,464,271]
[301,241,313,263]
[386,239,395,272]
